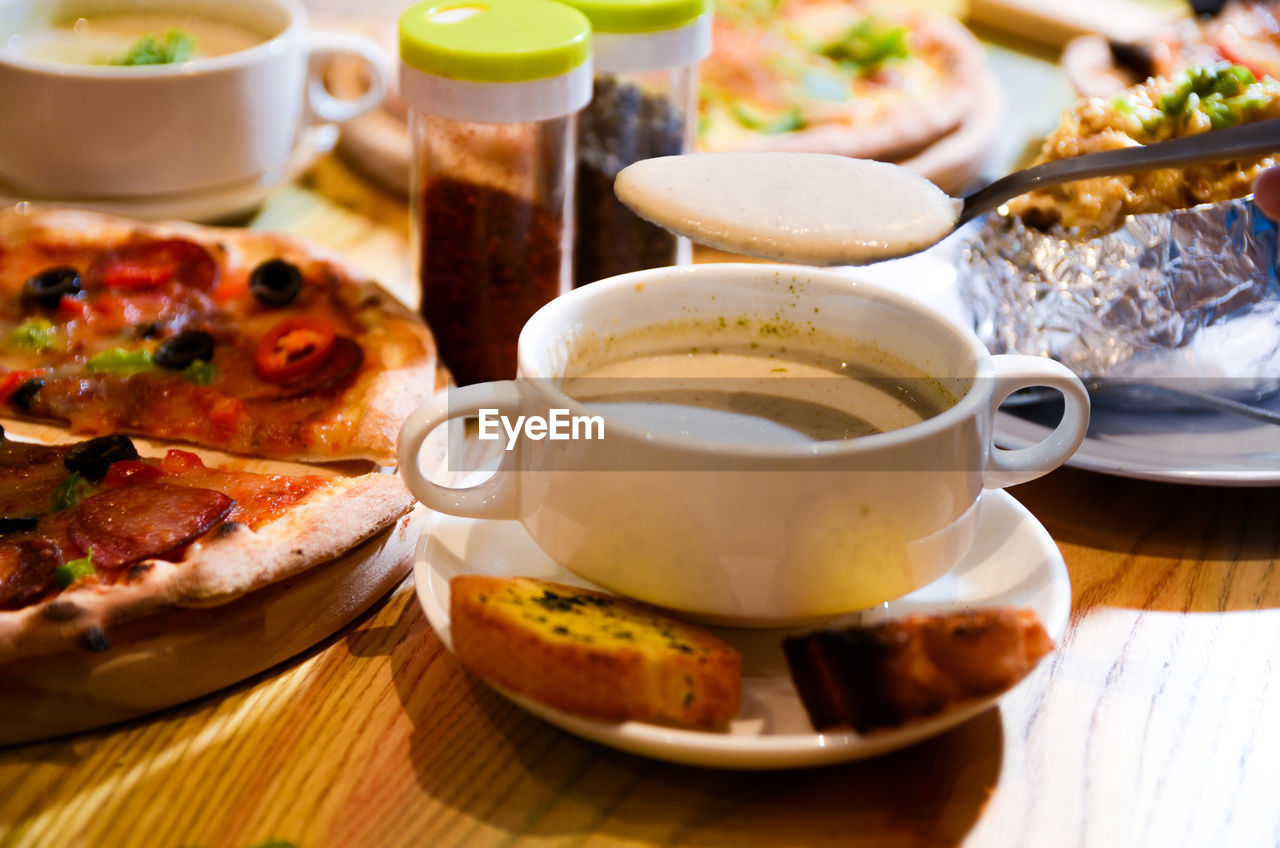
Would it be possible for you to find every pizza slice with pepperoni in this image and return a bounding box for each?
[0,430,415,664]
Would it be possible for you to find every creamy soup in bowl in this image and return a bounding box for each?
[0,0,386,198]
[11,11,265,66]
[562,330,956,446]
[0,0,284,71]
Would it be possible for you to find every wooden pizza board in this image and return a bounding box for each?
[0,418,435,747]
[0,507,422,746]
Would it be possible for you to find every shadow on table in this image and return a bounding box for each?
[1012,467,1280,613]
[387,597,1004,848]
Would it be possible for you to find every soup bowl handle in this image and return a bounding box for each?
[304,31,389,124]
[397,381,523,519]
[983,355,1091,489]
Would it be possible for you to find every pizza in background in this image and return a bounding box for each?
[698,0,995,163]
[329,1,1001,196]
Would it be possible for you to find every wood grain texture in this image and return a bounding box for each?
[5,147,1279,845]
[3,468,1278,848]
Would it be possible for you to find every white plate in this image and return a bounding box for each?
[0,125,337,224]
[848,242,1280,487]
[412,489,1070,770]
[996,402,1280,486]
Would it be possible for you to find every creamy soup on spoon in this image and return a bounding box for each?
[614,152,962,266]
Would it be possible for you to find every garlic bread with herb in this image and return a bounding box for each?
[449,576,741,729]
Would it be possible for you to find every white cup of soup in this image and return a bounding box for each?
[397,263,1091,626]
[0,0,386,198]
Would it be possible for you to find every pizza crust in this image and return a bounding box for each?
[0,466,416,662]
[896,65,1004,195]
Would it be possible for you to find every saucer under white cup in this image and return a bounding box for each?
[0,124,338,223]
[414,485,1072,767]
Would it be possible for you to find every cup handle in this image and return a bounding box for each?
[984,355,1091,489]
[304,31,389,124]
[397,382,523,519]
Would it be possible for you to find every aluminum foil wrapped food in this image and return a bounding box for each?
[959,196,1280,399]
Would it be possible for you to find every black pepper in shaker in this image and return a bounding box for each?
[558,0,712,287]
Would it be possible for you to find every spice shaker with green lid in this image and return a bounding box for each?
[557,0,712,286]
[399,0,592,385]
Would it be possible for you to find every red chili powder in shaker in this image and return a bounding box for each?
[419,176,565,385]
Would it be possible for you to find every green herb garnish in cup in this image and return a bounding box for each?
[113,29,196,66]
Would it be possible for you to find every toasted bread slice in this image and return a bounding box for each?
[449,575,741,729]
[783,607,1054,733]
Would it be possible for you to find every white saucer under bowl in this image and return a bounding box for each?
[413,488,1071,770]
[0,125,337,223]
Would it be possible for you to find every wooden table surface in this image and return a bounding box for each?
[4,148,1280,847]
[3,458,1278,847]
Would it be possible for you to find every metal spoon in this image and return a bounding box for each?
[956,114,1280,227]
[615,116,1280,265]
